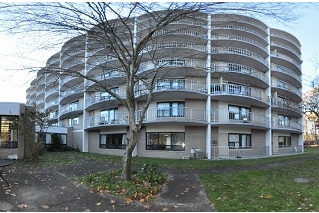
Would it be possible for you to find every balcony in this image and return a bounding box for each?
[85,112,129,129]
[271,120,302,132]
[271,97,303,118]
[139,107,207,125]
[210,83,269,107]
[271,63,301,86]
[59,102,84,120]
[85,93,125,111]
[270,51,301,72]
[210,110,270,128]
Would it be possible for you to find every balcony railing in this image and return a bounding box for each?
[271,97,303,114]
[60,102,84,116]
[211,47,268,67]
[270,63,301,83]
[212,61,269,84]
[210,110,270,127]
[60,86,84,99]
[271,120,302,131]
[138,107,207,123]
[210,83,268,103]
[270,51,301,70]
[85,113,129,128]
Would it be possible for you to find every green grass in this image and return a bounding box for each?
[200,149,319,211]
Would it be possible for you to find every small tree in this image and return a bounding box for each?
[20,107,50,160]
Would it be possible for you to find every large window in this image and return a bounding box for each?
[0,116,18,148]
[228,105,250,121]
[146,132,185,151]
[100,134,126,149]
[228,133,251,149]
[69,100,79,111]
[100,108,118,124]
[278,115,290,126]
[278,136,291,147]
[157,102,185,117]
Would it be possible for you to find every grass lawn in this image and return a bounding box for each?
[200,148,319,212]
[10,147,319,211]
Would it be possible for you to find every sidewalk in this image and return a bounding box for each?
[0,158,217,212]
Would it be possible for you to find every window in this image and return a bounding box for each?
[156,79,185,90]
[157,102,185,117]
[100,108,118,124]
[228,83,251,95]
[68,116,79,126]
[228,105,250,121]
[100,134,126,149]
[146,132,185,151]
[278,136,291,147]
[228,134,251,149]
[100,87,119,100]
[0,116,18,148]
[69,100,79,111]
[278,115,290,126]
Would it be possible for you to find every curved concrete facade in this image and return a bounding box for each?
[26,13,303,159]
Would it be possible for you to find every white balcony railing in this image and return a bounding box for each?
[85,113,129,128]
[139,107,207,123]
[210,110,270,127]
[60,102,84,116]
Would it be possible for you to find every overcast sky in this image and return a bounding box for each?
[0,2,318,103]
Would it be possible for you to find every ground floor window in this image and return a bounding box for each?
[278,136,291,147]
[228,133,251,149]
[0,116,18,148]
[100,133,126,149]
[146,132,185,151]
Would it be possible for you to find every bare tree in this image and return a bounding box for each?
[0,2,307,180]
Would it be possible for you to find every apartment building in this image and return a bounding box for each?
[26,12,303,159]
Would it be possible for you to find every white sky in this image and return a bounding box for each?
[0,3,318,103]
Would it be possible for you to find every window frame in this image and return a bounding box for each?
[228,133,251,149]
[100,133,127,149]
[157,102,185,117]
[0,115,19,148]
[278,136,291,148]
[146,132,185,151]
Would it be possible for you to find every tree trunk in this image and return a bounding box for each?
[121,129,138,180]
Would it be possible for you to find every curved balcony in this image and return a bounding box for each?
[60,57,85,71]
[45,99,59,112]
[271,63,301,87]
[210,110,270,129]
[211,34,268,57]
[211,24,268,43]
[134,79,207,101]
[59,101,84,120]
[211,61,269,88]
[270,41,300,62]
[139,107,207,125]
[85,112,129,129]
[270,31,301,52]
[45,87,59,102]
[85,69,126,89]
[210,83,269,108]
[271,97,303,118]
[270,51,301,74]
[138,58,207,77]
[152,28,208,43]
[60,71,84,90]
[271,119,302,133]
[211,14,268,33]
[85,93,125,111]
[211,46,268,71]
[86,55,119,74]
[60,86,84,105]
[271,79,302,102]
[143,42,207,57]
[46,52,60,67]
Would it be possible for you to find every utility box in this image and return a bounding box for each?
[196,151,204,159]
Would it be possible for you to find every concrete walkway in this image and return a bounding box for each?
[0,158,217,212]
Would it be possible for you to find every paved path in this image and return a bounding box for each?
[0,158,217,212]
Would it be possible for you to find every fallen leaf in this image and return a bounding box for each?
[162,207,169,212]
[144,205,150,209]
[18,204,28,209]
[125,197,134,204]
[61,186,66,190]
[42,205,50,209]
[96,202,101,206]
[110,200,116,204]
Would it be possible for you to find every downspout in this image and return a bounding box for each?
[206,14,212,159]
